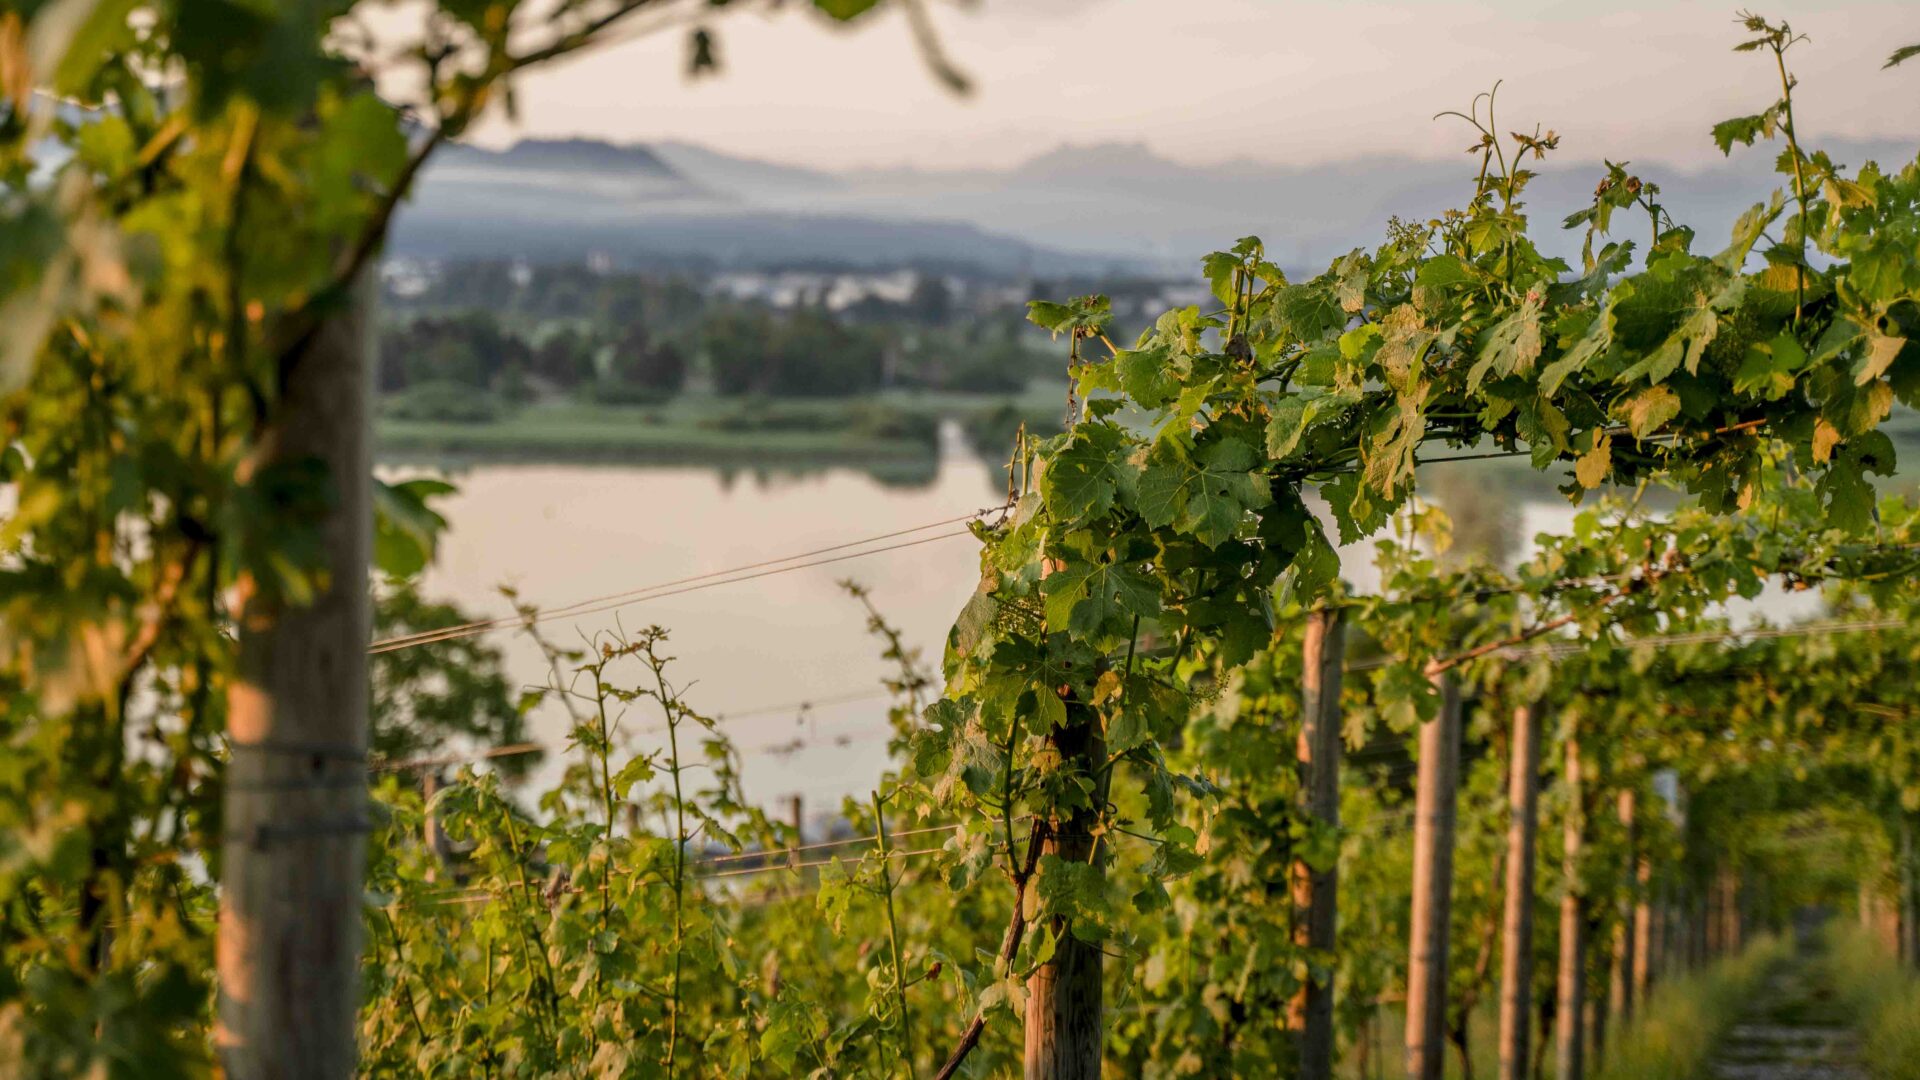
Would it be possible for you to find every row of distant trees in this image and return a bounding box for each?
[377,264,1054,419]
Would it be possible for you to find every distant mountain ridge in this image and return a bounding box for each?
[393,131,1920,275]
[439,137,684,175]
[650,140,845,200]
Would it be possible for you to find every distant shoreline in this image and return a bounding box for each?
[377,396,1920,505]
[374,393,1060,481]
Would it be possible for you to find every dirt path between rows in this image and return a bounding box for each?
[1709,935,1866,1080]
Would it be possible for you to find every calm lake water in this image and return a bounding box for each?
[396,425,1007,812]
[392,425,1818,814]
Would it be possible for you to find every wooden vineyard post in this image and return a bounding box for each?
[1023,703,1108,1080]
[1497,702,1543,1080]
[216,283,373,1077]
[1405,673,1461,1080]
[1555,730,1587,1080]
[1289,607,1345,1080]
[1633,859,1654,1003]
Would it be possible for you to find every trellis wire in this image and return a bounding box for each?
[367,615,1908,775]
[369,506,1004,654]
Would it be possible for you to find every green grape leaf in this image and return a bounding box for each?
[1266,387,1356,462]
[1041,423,1134,525]
[372,477,456,580]
[1711,108,1779,155]
[1470,293,1544,391]
[1415,253,1476,290]
[1733,334,1807,400]
[1042,554,1160,647]
[1137,436,1271,548]
[1113,344,1181,409]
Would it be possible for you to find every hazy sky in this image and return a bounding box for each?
[469,0,1920,171]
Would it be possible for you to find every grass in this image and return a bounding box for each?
[1593,935,1786,1080]
[1330,1001,1510,1080]
[1828,922,1920,1080]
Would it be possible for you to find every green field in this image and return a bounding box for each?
[374,388,1066,473]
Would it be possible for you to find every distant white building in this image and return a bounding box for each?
[709,269,927,311]
[380,257,437,299]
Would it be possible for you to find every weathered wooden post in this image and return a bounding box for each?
[1633,859,1654,1003]
[1020,533,1108,1080]
[217,284,373,1078]
[1024,702,1107,1079]
[1496,702,1542,1080]
[1289,608,1345,1080]
[1554,730,1587,1080]
[1406,673,1461,1080]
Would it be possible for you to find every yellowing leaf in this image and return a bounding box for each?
[1858,333,1907,386]
[1622,384,1681,439]
[1823,176,1874,210]
[1575,434,1612,489]
[1470,293,1544,391]
[1812,418,1842,463]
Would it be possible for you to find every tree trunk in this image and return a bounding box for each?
[1289,608,1345,1080]
[217,283,373,1078]
[1024,707,1106,1080]
[1554,733,1586,1080]
[1497,702,1541,1080]
[1405,674,1461,1080]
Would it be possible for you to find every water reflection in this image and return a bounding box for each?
[391,424,999,808]
[383,449,942,495]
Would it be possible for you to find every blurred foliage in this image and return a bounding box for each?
[0,0,932,1072]
[369,581,532,775]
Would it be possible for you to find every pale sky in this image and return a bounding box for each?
[466,0,1920,171]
